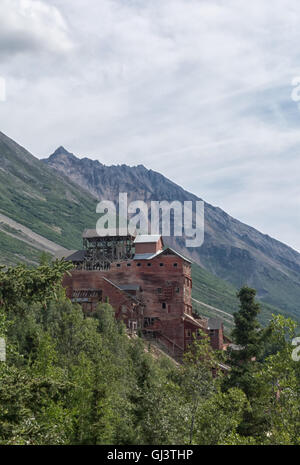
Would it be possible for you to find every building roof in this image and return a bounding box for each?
[54,249,75,260]
[183,313,206,328]
[133,251,162,260]
[133,247,192,264]
[82,229,99,238]
[102,278,140,303]
[133,234,162,244]
[164,247,192,264]
[65,250,86,262]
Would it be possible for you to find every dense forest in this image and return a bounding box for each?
[0,258,299,445]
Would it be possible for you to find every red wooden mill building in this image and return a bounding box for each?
[63,231,227,357]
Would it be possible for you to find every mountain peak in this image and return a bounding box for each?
[52,146,73,156]
[47,146,79,164]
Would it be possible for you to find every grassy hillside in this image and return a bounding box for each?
[0,131,98,251]
[191,263,293,327]
[198,246,300,323]
[0,230,43,266]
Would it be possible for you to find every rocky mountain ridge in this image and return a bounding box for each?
[43,146,300,319]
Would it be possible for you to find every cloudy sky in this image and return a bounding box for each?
[0,0,300,251]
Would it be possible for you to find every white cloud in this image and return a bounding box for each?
[0,0,73,57]
[0,0,300,251]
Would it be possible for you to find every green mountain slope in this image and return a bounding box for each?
[0,230,43,266]
[0,131,98,252]
[191,263,289,330]
[0,131,297,325]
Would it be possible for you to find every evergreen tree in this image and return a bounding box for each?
[224,286,263,396]
[222,286,267,436]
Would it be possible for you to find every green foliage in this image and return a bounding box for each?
[0,264,299,445]
[232,287,262,360]
[194,388,250,445]
[0,259,72,311]
[222,287,300,442]
[179,334,217,444]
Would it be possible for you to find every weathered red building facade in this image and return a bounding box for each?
[63,231,226,357]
